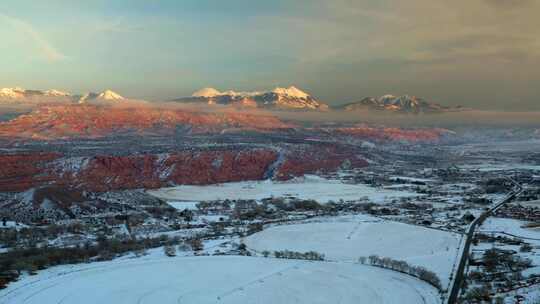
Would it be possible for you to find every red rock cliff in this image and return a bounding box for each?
[0,146,367,192]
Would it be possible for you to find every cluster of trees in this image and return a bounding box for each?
[232,198,332,221]
[461,248,533,301]
[164,245,176,257]
[246,223,263,235]
[397,202,433,211]
[482,248,532,273]
[164,238,204,257]
[462,285,494,303]
[270,250,325,261]
[187,238,204,251]
[214,197,419,222]
[284,199,324,211]
[520,243,533,252]
[0,234,203,289]
[359,255,442,290]
[231,200,265,221]
[0,223,88,248]
[484,178,512,194]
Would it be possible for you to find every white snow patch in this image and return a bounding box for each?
[166,201,199,210]
[97,89,124,100]
[53,157,89,175]
[148,175,418,204]
[479,217,540,240]
[0,256,440,304]
[272,86,310,98]
[0,221,28,229]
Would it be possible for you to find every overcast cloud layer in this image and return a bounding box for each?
[0,0,538,110]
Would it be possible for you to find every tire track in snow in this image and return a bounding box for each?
[213,261,304,301]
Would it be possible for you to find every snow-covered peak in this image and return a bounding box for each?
[44,89,71,97]
[0,87,72,100]
[192,87,222,98]
[97,89,124,100]
[0,87,26,98]
[192,88,263,98]
[340,94,454,113]
[220,90,257,97]
[183,85,326,110]
[272,86,310,99]
[78,90,125,103]
[192,86,311,99]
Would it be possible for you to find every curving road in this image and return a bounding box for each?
[445,178,522,304]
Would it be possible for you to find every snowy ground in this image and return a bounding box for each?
[244,215,461,288]
[518,199,540,208]
[478,217,540,274]
[0,221,28,229]
[166,201,199,210]
[479,217,540,240]
[503,289,540,304]
[460,163,540,172]
[469,216,540,303]
[0,255,440,304]
[148,175,418,204]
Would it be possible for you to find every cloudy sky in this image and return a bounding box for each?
[0,0,538,110]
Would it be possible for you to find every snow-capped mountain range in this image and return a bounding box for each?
[0,87,125,103]
[1,86,463,113]
[0,87,71,99]
[175,86,329,111]
[336,95,464,114]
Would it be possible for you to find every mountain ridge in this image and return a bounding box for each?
[77,89,125,103]
[336,94,465,114]
[0,87,126,104]
[1,87,467,114]
[174,86,329,111]
[0,103,294,139]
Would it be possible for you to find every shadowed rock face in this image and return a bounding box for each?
[0,146,368,193]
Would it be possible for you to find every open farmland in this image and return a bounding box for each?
[0,256,440,304]
[148,175,418,204]
[244,215,462,287]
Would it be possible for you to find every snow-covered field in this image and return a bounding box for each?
[0,256,440,304]
[479,217,540,240]
[479,217,540,273]
[245,215,461,287]
[148,175,418,204]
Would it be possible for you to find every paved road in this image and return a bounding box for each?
[445,179,523,304]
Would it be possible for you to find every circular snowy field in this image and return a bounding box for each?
[0,256,439,304]
[244,216,461,287]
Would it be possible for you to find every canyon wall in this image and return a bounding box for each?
[0,146,368,192]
